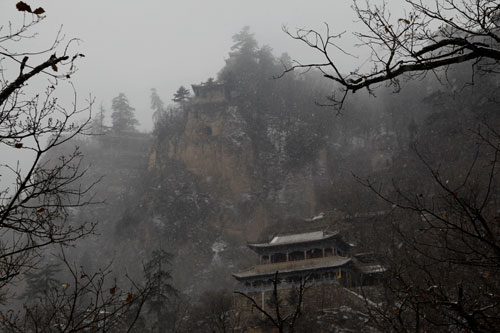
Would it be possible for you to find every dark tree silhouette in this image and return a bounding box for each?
[219,26,260,95]
[283,0,500,106]
[172,86,191,104]
[282,1,500,330]
[1,250,153,332]
[111,93,139,133]
[144,248,175,332]
[235,272,308,333]
[357,130,500,332]
[0,3,153,331]
[0,1,95,295]
[19,263,61,301]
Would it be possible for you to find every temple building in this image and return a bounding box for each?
[233,229,385,291]
[229,228,386,331]
[191,79,227,104]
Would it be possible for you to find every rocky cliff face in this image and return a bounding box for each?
[149,101,332,241]
[137,99,342,293]
[64,83,404,296]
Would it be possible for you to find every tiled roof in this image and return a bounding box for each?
[233,256,351,280]
[248,230,339,248]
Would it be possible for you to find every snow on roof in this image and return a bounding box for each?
[249,230,338,248]
[233,256,351,280]
[355,264,387,274]
[270,231,326,244]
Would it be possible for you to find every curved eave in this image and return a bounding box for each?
[247,233,339,250]
[232,257,352,281]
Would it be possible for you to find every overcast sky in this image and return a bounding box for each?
[1,0,369,131]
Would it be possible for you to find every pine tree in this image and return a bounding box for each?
[151,88,165,124]
[219,26,260,94]
[229,26,258,56]
[20,263,61,301]
[144,249,175,332]
[111,93,138,133]
[172,86,190,104]
[91,104,106,134]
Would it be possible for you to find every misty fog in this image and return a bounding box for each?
[1,0,500,332]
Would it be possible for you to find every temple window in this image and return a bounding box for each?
[271,252,287,263]
[289,251,305,261]
[307,248,323,259]
[252,280,263,287]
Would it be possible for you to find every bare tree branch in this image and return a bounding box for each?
[283,0,500,107]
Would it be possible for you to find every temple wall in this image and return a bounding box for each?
[230,282,373,332]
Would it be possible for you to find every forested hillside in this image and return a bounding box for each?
[3,0,500,331]
[51,27,496,294]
